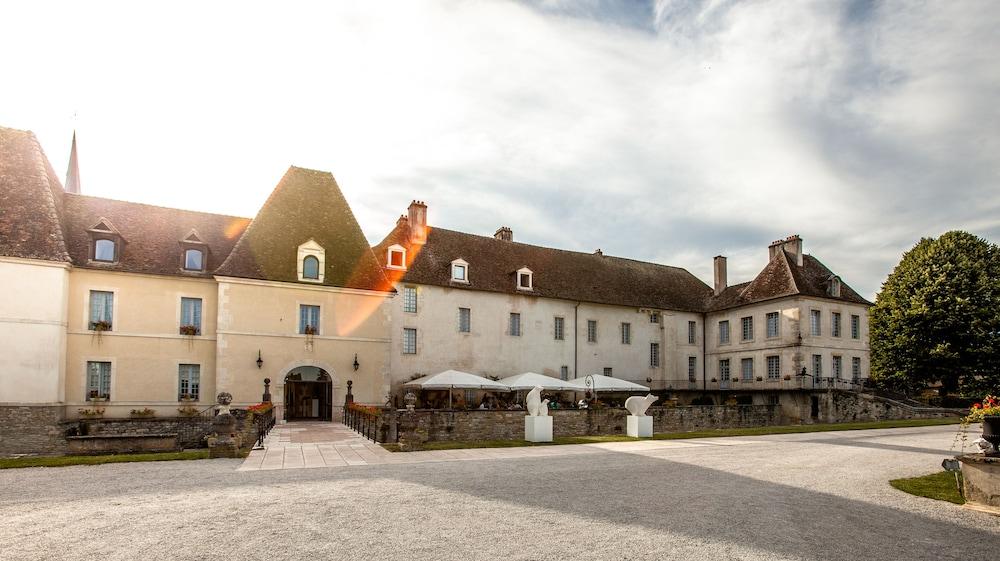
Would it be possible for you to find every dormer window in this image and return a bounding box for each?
[516,267,533,290]
[387,244,406,270]
[297,240,325,283]
[184,249,204,271]
[828,275,842,298]
[87,218,122,264]
[451,259,469,283]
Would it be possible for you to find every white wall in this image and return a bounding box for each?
[0,258,69,404]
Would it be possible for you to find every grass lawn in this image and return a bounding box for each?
[890,471,965,505]
[384,417,960,452]
[0,450,211,470]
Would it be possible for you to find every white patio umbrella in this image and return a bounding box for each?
[565,375,650,393]
[404,370,511,408]
[499,372,580,392]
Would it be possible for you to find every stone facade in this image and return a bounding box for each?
[64,416,216,449]
[0,406,68,456]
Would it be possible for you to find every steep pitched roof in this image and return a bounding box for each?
[62,195,250,277]
[216,166,389,291]
[375,224,713,312]
[0,126,70,262]
[708,249,871,310]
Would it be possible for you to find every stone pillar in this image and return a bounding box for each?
[207,392,242,458]
[959,454,1000,513]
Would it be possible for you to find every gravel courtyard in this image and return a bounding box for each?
[2,424,997,561]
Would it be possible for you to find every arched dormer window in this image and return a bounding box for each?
[94,239,116,262]
[297,239,325,283]
[387,244,406,270]
[88,218,122,264]
[184,248,204,271]
[827,275,842,298]
[179,229,209,273]
[451,258,469,283]
[516,267,533,290]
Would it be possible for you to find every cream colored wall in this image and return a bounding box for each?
[0,258,69,404]
[215,277,392,412]
[705,297,869,391]
[389,283,702,392]
[64,269,218,418]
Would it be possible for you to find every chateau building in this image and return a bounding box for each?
[0,126,871,454]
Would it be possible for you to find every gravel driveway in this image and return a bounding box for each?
[2,424,997,561]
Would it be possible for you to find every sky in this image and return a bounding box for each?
[2,0,997,300]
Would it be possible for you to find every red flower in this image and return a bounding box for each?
[973,403,982,409]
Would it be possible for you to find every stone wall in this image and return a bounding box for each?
[0,405,68,456]
[66,416,216,449]
[389,404,781,443]
[826,391,960,423]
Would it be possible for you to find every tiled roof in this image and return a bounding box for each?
[708,250,871,310]
[62,195,250,277]
[216,166,389,291]
[375,224,713,312]
[0,127,70,262]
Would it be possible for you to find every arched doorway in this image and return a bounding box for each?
[284,366,333,421]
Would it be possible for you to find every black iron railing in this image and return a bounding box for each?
[343,405,381,442]
[253,407,276,449]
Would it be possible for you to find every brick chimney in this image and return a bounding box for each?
[494,226,513,242]
[407,201,427,245]
[713,255,727,296]
[768,235,803,266]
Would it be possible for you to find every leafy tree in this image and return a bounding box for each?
[870,231,1000,396]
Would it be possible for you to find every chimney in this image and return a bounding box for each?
[713,255,727,296]
[768,235,803,266]
[407,200,427,245]
[494,226,513,242]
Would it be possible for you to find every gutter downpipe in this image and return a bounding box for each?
[702,315,708,398]
[574,302,580,378]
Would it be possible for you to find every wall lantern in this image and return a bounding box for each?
[353,353,360,371]
[256,350,264,369]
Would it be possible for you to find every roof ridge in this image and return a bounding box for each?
[26,131,70,262]
[67,193,251,221]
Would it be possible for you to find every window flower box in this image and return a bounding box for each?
[179,325,200,336]
[89,320,112,332]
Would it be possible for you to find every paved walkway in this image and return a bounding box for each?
[238,421,764,471]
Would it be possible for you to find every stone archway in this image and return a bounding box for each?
[276,361,340,422]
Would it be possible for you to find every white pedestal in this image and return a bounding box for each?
[525,415,553,442]
[627,415,653,438]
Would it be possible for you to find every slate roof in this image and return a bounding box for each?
[216,166,389,291]
[708,250,872,310]
[374,224,713,312]
[0,127,70,262]
[62,195,250,277]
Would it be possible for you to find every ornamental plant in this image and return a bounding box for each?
[247,402,274,416]
[964,395,1000,424]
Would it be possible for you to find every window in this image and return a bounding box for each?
[560,366,569,381]
[650,312,660,323]
[402,287,417,313]
[621,322,631,344]
[402,328,417,354]
[180,297,202,335]
[832,356,843,379]
[767,356,780,379]
[387,244,406,269]
[719,359,731,381]
[178,364,201,400]
[587,320,597,343]
[650,343,660,368]
[852,357,861,381]
[516,267,532,290]
[741,358,754,381]
[741,316,753,341]
[86,361,111,400]
[94,239,116,262]
[299,305,320,334]
[554,317,564,340]
[302,255,320,280]
[832,312,842,338]
[766,312,779,338]
[810,310,821,336]
[509,313,521,336]
[688,356,697,382]
[183,249,204,271]
[451,259,469,282]
[719,320,730,344]
[603,367,613,377]
[688,321,697,344]
[812,354,823,377]
[89,290,113,331]
[851,314,861,339]
[458,308,471,333]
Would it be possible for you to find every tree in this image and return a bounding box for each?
[870,231,1000,396]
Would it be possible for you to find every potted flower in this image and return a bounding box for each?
[964,395,1000,456]
[783,375,792,381]
[130,407,156,418]
[755,376,763,382]
[90,320,112,332]
[179,324,199,336]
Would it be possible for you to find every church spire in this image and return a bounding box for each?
[65,130,81,194]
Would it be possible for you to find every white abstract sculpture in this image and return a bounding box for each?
[526,386,550,417]
[625,394,658,416]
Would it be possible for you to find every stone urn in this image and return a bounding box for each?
[983,416,1000,457]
